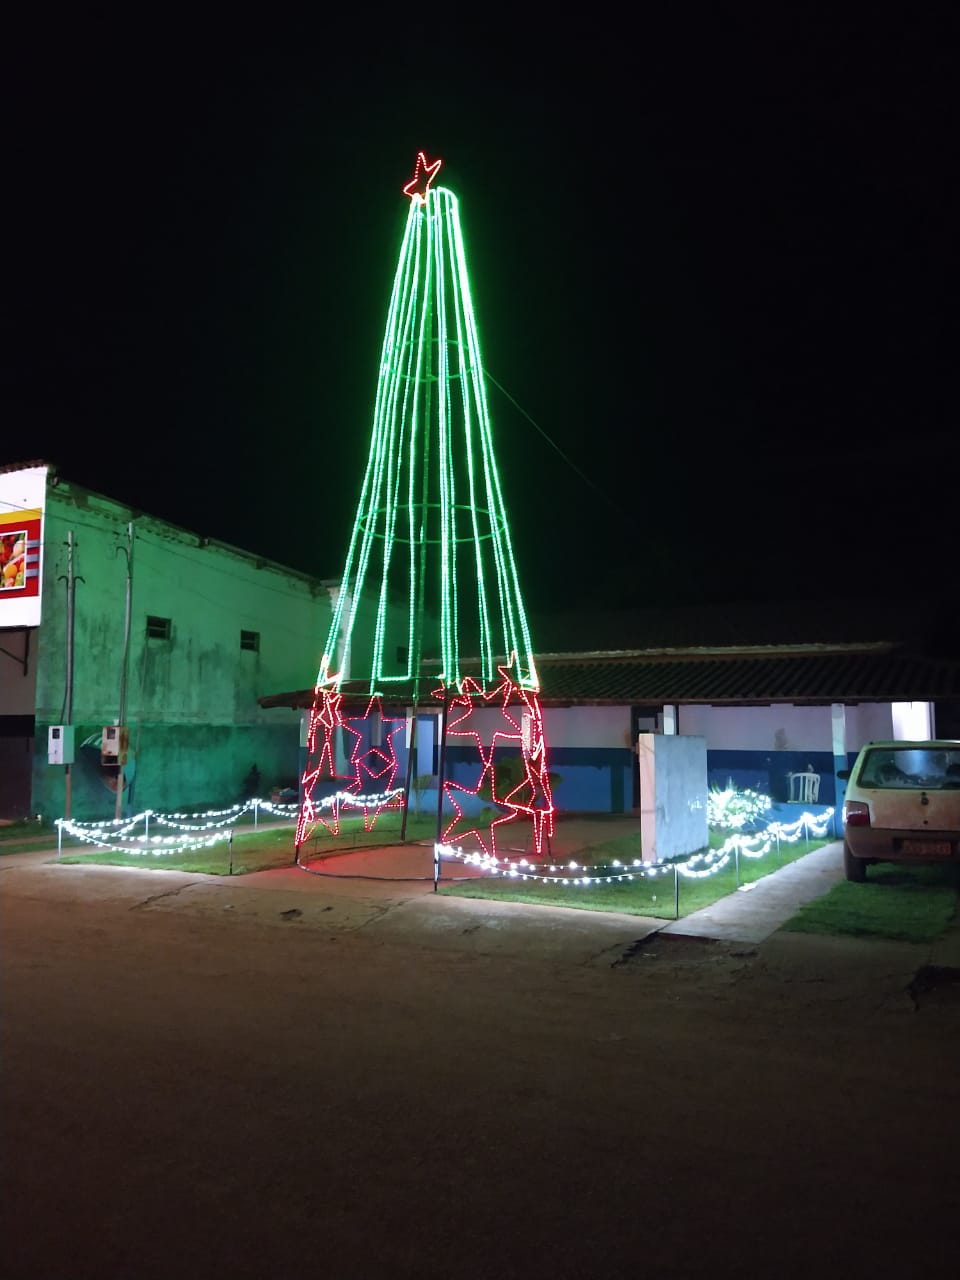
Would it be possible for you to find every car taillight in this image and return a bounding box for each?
[843,801,871,828]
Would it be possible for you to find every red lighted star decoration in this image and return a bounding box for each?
[296,690,410,848]
[434,658,555,858]
[403,151,442,201]
[345,697,406,831]
[296,688,360,843]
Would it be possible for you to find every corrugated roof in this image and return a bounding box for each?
[534,648,960,705]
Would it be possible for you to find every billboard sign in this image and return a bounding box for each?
[0,464,48,628]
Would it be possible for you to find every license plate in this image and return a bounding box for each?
[901,840,952,857]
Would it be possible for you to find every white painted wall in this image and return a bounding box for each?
[679,704,835,751]
[678,701,910,758]
[454,703,631,750]
[843,702,894,747]
[542,704,633,748]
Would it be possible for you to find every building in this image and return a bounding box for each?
[257,598,960,822]
[8,458,960,828]
[1,462,340,820]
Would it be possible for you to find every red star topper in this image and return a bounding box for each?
[403,151,442,201]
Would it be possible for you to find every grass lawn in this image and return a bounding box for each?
[49,810,443,876]
[0,818,63,856]
[438,830,833,920]
[56,824,299,875]
[8,807,835,920]
[783,862,960,944]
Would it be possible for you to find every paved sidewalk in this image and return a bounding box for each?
[659,840,845,944]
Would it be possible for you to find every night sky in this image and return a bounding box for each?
[4,13,957,622]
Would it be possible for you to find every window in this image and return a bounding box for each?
[859,746,960,791]
[396,645,408,664]
[240,630,260,652]
[146,615,171,640]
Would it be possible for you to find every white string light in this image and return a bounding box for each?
[436,807,835,887]
[56,790,835,880]
[707,785,772,830]
[56,790,402,858]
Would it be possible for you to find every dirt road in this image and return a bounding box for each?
[2,854,959,1279]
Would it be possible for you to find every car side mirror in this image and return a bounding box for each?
[836,769,850,781]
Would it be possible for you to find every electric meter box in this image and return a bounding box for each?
[101,725,129,766]
[48,725,75,765]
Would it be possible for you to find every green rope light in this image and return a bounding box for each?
[317,172,540,695]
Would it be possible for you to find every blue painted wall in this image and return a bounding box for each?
[706,749,837,804]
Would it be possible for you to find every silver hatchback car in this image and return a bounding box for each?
[840,740,960,882]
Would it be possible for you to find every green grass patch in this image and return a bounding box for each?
[438,832,831,920]
[0,818,62,857]
[52,809,444,875]
[56,824,298,875]
[783,862,960,944]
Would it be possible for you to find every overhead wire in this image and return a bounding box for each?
[484,371,635,532]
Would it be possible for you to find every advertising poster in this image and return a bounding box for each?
[0,465,48,628]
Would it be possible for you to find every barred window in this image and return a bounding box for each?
[146,615,171,640]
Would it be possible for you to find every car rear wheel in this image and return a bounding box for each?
[843,840,866,883]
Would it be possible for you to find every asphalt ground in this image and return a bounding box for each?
[3,831,960,1279]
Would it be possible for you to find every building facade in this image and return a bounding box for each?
[1,463,337,820]
[257,605,960,828]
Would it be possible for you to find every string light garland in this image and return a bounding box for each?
[57,792,400,859]
[56,775,832,888]
[707,785,772,830]
[55,790,834,906]
[435,808,836,887]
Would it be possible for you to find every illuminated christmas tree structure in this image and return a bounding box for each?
[296,153,554,860]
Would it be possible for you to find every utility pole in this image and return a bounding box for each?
[115,522,134,820]
[63,531,77,820]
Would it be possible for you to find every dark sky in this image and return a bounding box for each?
[3,12,957,618]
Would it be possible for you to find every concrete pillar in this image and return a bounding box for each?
[831,703,847,839]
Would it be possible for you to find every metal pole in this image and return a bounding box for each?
[735,838,741,888]
[57,820,63,861]
[434,695,450,891]
[673,864,679,919]
[228,831,234,876]
[63,531,76,821]
[115,522,134,821]
[400,709,419,842]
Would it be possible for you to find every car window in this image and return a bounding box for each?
[858,748,960,789]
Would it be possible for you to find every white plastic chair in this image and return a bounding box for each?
[788,770,820,803]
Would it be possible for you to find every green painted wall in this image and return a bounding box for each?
[33,720,301,817]
[30,482,334,820]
